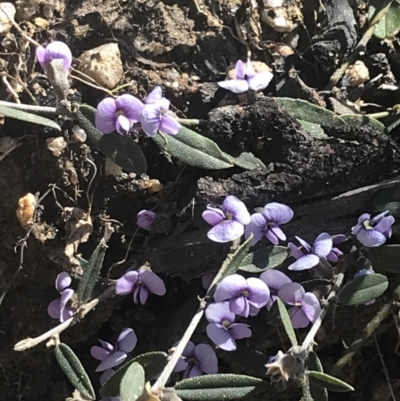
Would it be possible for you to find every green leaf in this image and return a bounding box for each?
[340,114,385,131]
[308,371,354,392]
[308,352,328,401]
[370,0,400,39]
[174,374,268,400]
[228,152,266,170]
[302,378,314,401]
[0,104,61,130]
[74,104,147,174]
[276,298,298,347]
[100,352,168,398]
[77,240,107,302]
[55,343,95,400]
[366,245,400,274]
[338,273,388,306]
[153,126,234,170]
[298,119,328,139]
[120,362,145,401]
[76,255,89,271]
[373,184,400,217]
[239,246,289,273]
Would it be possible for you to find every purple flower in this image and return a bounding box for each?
[278,283,321,328]
[327,234,347,263]
[354,268,376,305]
[287,233,333,271]
[36,41,73,72]
[91,327,137,372]
[214,274,270,317]
[217,59,273,94]
[99,370,120,401]
[140,86,181,137]
[205,302,252,351]
[48,272,75,322]
[351,211,395,247]
[202,195,251,243]
[115,266,166,304]
[173,341,218,378]
[95,94,144,135]
[137,210,157,231]
[244,202,294,245]
[260,270,292,310]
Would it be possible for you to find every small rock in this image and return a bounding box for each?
[343,61,370,87]
[0,3,16,35]
[105,158,123,177]
[70,125,87,143]
[261,4,303,33]
[34,17,49,28]
[263,0,284,7]
[16,193,37,228]
[46,136,67,157]
[77,43,123,89]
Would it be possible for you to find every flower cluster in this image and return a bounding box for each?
[48,272,75,323]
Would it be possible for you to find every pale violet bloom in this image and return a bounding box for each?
[260,270,292,310]
[288,233,333,271]
[218,59,273,93]
[36,41,72,72]
[91,328,137,372]
[351,211,394,247]
[173,341,218,378]
[136,210,157,231]
[205,302,252,351]
[245,202,294,245]
[202,195,251,243]
[327,234,347,263]
[47,272,75,322]
[214,274,270,317]
[278,283,321,328]
[99,369,120,401]
[141,86,181,137]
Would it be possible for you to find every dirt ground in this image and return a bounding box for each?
[1,0,400,400]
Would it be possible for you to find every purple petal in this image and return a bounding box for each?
[371,211,389,225]
[37,41,72,71]
[222,196,251,225]
[96,98,117,134]
[290,307,310,328]
[133,286,141,304]
[205,301,235,324]
[302,292,321,323]
[115,94,144,122]
[266,225,286,245]
[59,289,74,322]
[229,296,248,316]
[115,271,139,295]
[139,286,149,304]
[96,350,127,372]
[332,234,347,245]
[249,303,260,316]
[206,323,236,351]
[100,369,116,386]
[115,114,131,135]
[295,236,312,253]
[141,103,161,137]
[47,298,61,319]
[374,215,395,234]
[260,270,292,294]
[91,346,111,361]
[248,72,274,91]
[185,365,204,378]
[137,210,157,231]
[244,213,266,245]
[235,60,246,80]
[288,254,320,271]
[214,274,246,302]
[207,220,244,243]
[228,323,252,340]
[140,269,166,296]
[160,114,181,136]
[117,328,137,353]
[145,86,163,104]
[182,341,196,357]
[278,282,305,305]
[98,340,114,352]
[327,248,342,263]
[218,79,249,93]
[313,233,333,258]
[36,46,46,68]
[173,358,189,373]
[202,207,225,226]
[61,306,75,323]
[246,277,270,305]
[55,272,72,292]
[352,214,370,235]
[288,242,304,260]
[356,229,387,247]
[194,344,218,374]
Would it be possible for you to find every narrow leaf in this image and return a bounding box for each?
[153,126,234,170]
[302,378,314,401]
[340,114,385,131]
[276,298,298,347]
[308,371,354,392]
[338,273,388,306]
[77,240,107,302]
[174,374,268,401]
[55,343,95,400]
[227,152,266,170]
[366,245,400,274]
[0,104,61,130]
[239,246,289,273]
[120,362,145,401]
[370,0,400,39]
[100,352,168,398]
[308,352,328,401]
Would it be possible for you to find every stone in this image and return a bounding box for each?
[46,136,67,157]
[0,3,16,35]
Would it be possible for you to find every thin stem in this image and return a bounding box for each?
[176,118,202,126]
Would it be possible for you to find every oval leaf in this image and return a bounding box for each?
[370,0,400,39]
[307,352,328,401]
[153,126,233,170]
[338,273,388,306]
[276,298,298,347]
[373,184,400,217]
[0,104,61,130]
[239,246,289,273]
[174,374,268,401]
[227,152,266,170]
[366,245,400,274]
[100,352,168,398]
[120,362,145,401]
[340,114,385,131]
[308,371,354,392]
[55,343,95,400]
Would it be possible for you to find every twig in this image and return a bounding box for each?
[14,284,115,351]
[70,70,115,97]
[1,73,20,103]
[176,118,202,126]
[85,157,97,214]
